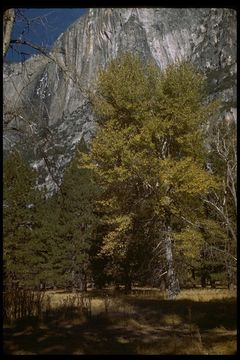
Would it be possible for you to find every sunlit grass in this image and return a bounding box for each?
[175,288,237,302]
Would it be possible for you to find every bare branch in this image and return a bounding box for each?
[208,245,237,262]
[10,38,52,59]
[202,198,236,243]
[3,8,15,58]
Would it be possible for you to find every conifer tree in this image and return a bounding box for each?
[51,138,99,290]
[32,192,61,289]
[3,151,44,288]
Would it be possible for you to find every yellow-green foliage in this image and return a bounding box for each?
[101,215,133,257]
[79,53,220,269]
[91,53,154,122]
[173,228,204,261]
[160,157,219,195]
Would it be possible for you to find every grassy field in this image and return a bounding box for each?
[3,287,237,355]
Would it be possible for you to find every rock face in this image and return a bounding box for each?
[3,8,237,193]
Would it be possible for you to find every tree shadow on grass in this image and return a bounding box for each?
[123,296,237,331]
[3,308,137,355]
[3,296,237,355]
[123,295,237,354]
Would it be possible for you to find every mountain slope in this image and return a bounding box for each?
[3,8,236,193]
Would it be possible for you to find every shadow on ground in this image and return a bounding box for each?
[124,296,237,331]
[4,313,136,355]
[3,296,237,355]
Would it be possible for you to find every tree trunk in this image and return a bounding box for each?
[160,278,166,291]
[114,283,120,291]
[201,273,207,288]
[226,259,235,290]
[39,281,45,291]
[78,271,87,292]
[123,267,132,293]
[165,225,180,299]
[83,272,87,292]
[3,8,15,58]
[124,280,132,293]
[191,268,196,281]
[72,269,76,292]
[210,278,216,288]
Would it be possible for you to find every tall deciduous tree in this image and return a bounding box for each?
[202,116,237,288]
[79,53,219,297]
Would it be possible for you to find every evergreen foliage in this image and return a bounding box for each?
[3,151,44,288]
[49,138,99,290]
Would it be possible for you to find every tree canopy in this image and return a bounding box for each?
[79,53,220,296]
[3,52,236,294]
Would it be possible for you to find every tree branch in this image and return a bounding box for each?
[3,8,15,58]
[202,198,236,243]
[10,38,52,59]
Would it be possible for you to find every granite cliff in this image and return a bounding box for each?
[3,8,237,193]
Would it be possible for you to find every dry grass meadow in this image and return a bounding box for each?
[3,287,237,355]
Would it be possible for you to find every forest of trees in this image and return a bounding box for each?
[3,53,237,297]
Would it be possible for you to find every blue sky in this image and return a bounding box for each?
[6,8,88,62]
